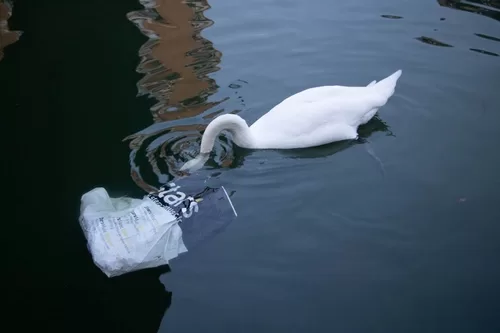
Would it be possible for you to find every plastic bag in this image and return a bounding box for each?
[79,179,237,277]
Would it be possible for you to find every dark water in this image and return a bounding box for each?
[5,0,500,332]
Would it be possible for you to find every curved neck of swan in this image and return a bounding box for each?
[200,114,254,153]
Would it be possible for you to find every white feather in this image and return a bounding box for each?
[181,69,402,172]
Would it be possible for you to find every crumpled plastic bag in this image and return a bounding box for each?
[79,180,237,277]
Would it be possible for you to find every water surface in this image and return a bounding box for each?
[124,1,500,332]
[4,0,500,332]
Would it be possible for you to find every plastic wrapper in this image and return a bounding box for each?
[79,179,237,277]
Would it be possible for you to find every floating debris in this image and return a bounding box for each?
[470,48,499,56]
[381,14,403,19]
[474,33,500,42]
[415,36,453,47]
[437,0,500,22]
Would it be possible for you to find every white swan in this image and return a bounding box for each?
[181,69,402,172]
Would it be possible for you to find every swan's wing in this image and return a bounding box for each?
[298,92,387,128]
[257,88,386,128]
[279,85,367,105]
[250,91,386,148]
[279,78,378,105]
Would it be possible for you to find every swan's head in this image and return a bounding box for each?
[179,153,210,173]
[180,114,254,172]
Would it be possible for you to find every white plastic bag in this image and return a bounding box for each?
[79,180,236,277]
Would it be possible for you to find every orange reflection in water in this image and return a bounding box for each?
[128,0,223,122]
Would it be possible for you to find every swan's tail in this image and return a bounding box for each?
[372,69,402,98]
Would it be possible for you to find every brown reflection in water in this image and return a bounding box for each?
[0,1,22,61]
[437,0,500,22]
[125,0,227,190]
[127,0,224,122]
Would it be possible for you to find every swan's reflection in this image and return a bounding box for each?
[276,115,393,160]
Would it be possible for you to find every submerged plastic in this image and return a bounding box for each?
[79,180,237,277]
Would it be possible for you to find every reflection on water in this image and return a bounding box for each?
[437,1,500,56]
[116,1,500,331]
[381,15,403,19]
[126,120,240,190]
[278,116,392,160]
[470,47,499,55]
[471,33,500,56]
[437,0,500,21]
[416,36,453,47]
[475,32,500,41]
[0,0,22,61]
[125,0,397,191]
[383,2,499,56]
[126,0,227,190]
[125,0,499,193]
[127,0,223,121]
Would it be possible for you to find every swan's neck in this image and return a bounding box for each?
[200,114,255,153]
[181,114,253,172]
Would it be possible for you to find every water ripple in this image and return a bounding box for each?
[125,120,239,189]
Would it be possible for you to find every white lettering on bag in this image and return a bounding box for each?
[154,182,199,219]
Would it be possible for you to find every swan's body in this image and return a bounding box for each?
[181,69,402,171]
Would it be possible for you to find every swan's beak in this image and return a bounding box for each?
[179,153,210,173]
